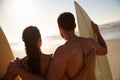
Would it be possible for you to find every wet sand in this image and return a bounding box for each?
[106,39,120,80]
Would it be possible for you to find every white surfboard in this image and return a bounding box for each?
[0,27,20,80]
[74,1,112,80]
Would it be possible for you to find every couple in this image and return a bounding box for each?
[3,12,107,80]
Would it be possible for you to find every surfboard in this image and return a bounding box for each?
[74,1,112,80]
[0,27,20,80]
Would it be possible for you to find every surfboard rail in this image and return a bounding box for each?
[0,27,21,80]
[74,1,113,80]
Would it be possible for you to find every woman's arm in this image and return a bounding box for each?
[1,57,27,80]
[7,57,45,80]
[1,72,18,80]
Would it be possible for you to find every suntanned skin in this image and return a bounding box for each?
[47,22,107,80]
[72,22,107,80]
[6,22,107,80]
[2,36,53,80]
[2,53,52,80]
[6,20,107,80]
[22,53,52,77]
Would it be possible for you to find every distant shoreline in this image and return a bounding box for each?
[99,20,120,31]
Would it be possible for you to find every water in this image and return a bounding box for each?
[100,20,120,40]
[41,26,120,54]
[101,27,120,40]
[11,23,120,58]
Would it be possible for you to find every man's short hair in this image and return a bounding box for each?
[57,12,75,31]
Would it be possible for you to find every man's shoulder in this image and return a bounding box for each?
[55,44,68,52]
[54,44,70,58]
[78,37,95,43]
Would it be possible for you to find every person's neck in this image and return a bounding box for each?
[66,33,76,40]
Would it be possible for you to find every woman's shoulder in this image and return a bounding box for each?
[41,53,53,61]
[40,54,52,76]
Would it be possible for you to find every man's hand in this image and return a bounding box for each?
[91,21,99,34]
[72,49,95,80]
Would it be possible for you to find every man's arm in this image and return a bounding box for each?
[92,22,107,55]
[1,72,18,80]
[47,46,68,80]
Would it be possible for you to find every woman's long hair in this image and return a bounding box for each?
[22,26,41,75]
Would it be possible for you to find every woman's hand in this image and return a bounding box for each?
[7,58,23,74]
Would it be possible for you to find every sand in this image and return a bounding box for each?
[12,39,120,80]
[106,39,120,80]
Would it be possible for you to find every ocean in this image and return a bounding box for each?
[11,22,120,58]
[100,20,120,40]
[9,22,120,80]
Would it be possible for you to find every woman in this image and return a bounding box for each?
[21,26,52,76]
[2,26,52,80]
[4,26,94,80]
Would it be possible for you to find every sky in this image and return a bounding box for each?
[0,0,120,44]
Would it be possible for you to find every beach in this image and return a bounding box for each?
[12,37,120,80]
[11,22,120,80]
[12,39,120,80]
[106,39,120,80]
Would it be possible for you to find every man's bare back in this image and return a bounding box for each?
[64,36,96,79]
[47,35,97,80]
[47,12,107,80]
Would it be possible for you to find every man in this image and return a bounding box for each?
[47,12,107,80]
[7,12,107,80]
